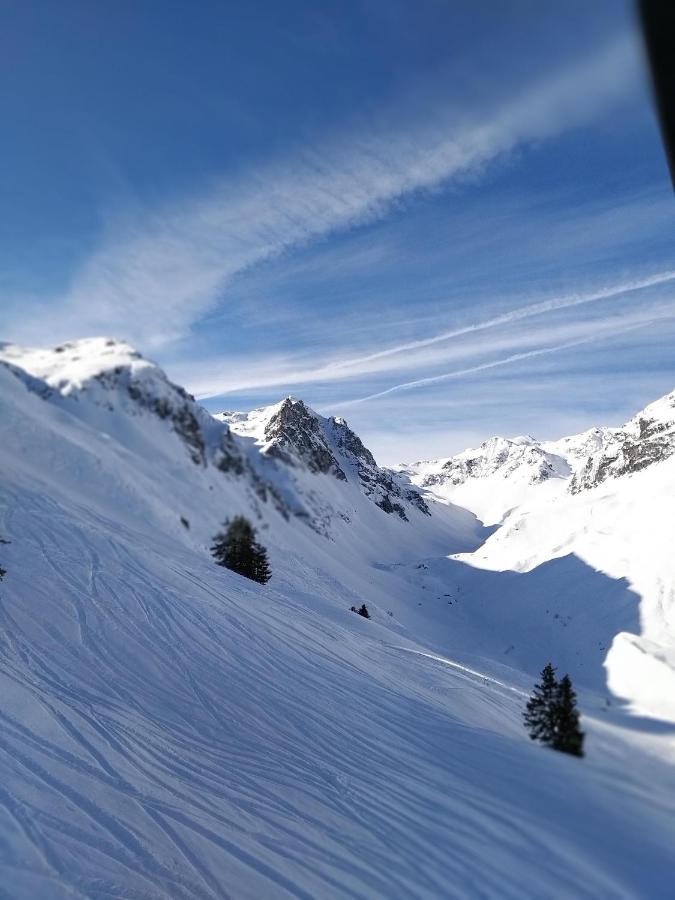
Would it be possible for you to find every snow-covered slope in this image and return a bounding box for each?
[455,454,675,720]
[1,339,675,898]
[0,339,454,542]
[399,435,571,525]
[403,393,675,525]
[569,391,675,492]
[402,391,675,721]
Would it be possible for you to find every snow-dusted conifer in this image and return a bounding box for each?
[525,665,584,758]
[552,675,584,757]
[211,516,271,584]
[524,663,558,745]
[250,540,272,585]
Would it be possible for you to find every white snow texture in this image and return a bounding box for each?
[1,337,674,898]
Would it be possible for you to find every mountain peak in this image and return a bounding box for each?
[432,435,568,488]
[0,338,208,465]
[570,387,675,492]
[263,397,347,479]
[404,388,675,523]
[0,337,146,394]
[220,396,429,519]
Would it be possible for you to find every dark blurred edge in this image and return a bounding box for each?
[638,1,675,189]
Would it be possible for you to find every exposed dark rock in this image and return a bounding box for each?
[257,399,429,520]
[376,495,408,520]
[330,415,430,517]
[264,399,347,479]
[125,382,205,465]
[570,395,675,492]
[214,430,246,476]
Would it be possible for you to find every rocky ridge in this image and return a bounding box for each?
[404,391,675,500]
[220,397,430,520]
[0,339,431,533]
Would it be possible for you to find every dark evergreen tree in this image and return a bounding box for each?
[211,516,271,584]
[524,665,585,758]
[250,541,272,585]
[552,674,584,757]
[523,663,558,745]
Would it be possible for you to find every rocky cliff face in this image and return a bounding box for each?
[404,390,675,506]
[328,415,430,518]
[569,392,675,493]
[262,399,348,480]
[221,398,430,520]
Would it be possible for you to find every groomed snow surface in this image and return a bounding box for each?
[1,339,675,898]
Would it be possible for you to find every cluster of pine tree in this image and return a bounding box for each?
[524,663,584,757]
[211,516,271,584]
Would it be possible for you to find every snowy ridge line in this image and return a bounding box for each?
[0,339,438,533]
[402,385,675,527]
[390,646,528,696]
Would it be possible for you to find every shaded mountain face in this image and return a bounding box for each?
[0,339,431,533]
[261,398,349,479]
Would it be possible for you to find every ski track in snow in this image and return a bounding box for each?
[1,484,675,898]
[1,346,675,897]
[390,647,528,696]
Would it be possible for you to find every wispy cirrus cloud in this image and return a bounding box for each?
[331,313,674,409]
[343,321,675,464]
[173,269,675,399]
[5,32,639,350]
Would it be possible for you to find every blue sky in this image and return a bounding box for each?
[3,0,675,462]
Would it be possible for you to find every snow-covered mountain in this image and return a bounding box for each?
[400,435,571,524]
[569,391,675,492]
[402,393,675,524]
[217,397,430,522]
[1,337,675,898]
[402,392,675,721]
[0,338,437,540]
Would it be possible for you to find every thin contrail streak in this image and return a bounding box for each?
[328,270,675,372]
[334,318,667,408]
[194,269,675,400]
